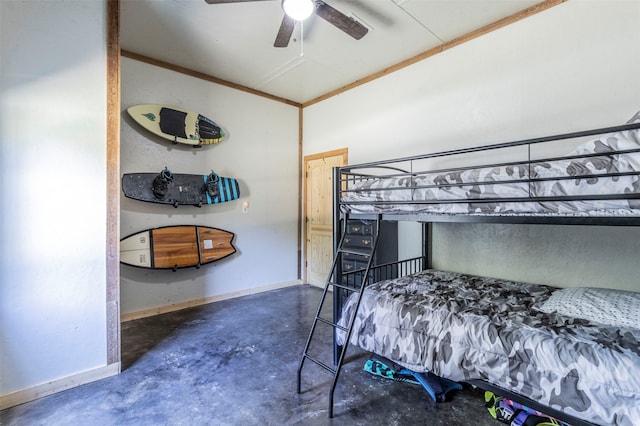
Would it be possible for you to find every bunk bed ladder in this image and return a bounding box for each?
[297,213,382,418]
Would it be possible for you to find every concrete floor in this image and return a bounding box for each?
[1,285,499,425]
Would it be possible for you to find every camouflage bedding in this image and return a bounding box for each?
[336,269,640,426]
[341,120,640,216]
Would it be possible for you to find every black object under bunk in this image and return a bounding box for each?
[297,119,640,423]
[364,354,462,403]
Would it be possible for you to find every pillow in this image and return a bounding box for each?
[566,109,640,156]
[536,287,640,330]
[531,110,640,210]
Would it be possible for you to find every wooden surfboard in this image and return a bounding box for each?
[120,225,236,270]
[122,168,240,207]
[127,104,225,145]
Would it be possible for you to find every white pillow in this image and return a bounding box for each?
[537,287,640,330]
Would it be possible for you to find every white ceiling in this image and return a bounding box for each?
[121,0,544,105]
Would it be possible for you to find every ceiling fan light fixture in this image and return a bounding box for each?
[282,0,314,21]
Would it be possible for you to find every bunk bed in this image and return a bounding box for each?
[327,114,640,426]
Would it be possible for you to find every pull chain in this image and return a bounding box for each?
[300,20,304,57]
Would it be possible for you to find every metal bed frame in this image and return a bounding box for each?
[335,121,640,226]
[298,121,640,423]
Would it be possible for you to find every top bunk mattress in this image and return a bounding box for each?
[336,269,640,426]
[339,114,640,220]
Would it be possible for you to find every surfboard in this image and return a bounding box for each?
[122,168,240,207]
[127,104,225,145]
[120,225,236,270]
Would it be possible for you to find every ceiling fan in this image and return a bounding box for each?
[204,0,369,48]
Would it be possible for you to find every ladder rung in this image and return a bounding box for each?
[316,316,348,332]
[338,248,372,257]
[304,353,337,375]
[328,281,361,292]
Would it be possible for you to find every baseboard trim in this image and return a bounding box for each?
[121,280,303,322]
[0,362,120,410]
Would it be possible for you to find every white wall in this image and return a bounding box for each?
[120,58,300,315]
[303,1,640,291]
[0,0,110,398]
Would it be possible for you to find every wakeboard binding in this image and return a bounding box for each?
[204,170,220,198]
[152,167,174,199]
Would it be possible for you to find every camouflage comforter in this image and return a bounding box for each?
[342,120,640,216]
[337,270,640,426]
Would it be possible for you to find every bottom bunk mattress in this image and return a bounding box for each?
[336,269,640,426]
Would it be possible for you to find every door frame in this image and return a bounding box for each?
[303,148,348,284]
[107,0,121,370]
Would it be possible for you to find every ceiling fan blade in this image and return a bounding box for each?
[315,1,368,40]
[274,14,295,48]
[205,0,272,4]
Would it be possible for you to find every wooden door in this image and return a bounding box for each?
[304,149,347,286]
